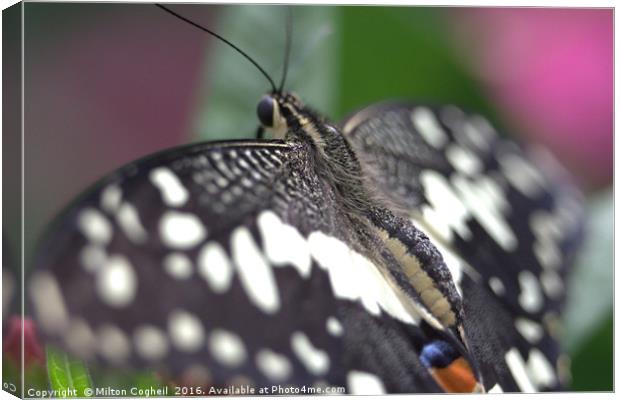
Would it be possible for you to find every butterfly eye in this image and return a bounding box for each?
[257,95,276,127]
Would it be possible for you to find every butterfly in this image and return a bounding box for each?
[27,4,584,394]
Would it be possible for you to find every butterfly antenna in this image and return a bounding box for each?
[277,7,293,93]
[156,4,277,93]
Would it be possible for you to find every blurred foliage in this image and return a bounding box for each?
[196,5,338,140]
[198,6,505,138]
[569,316,613,391]
[24,361,49,395]
[2,357,21,397]
[4,355,49,397]
[337,7,498,121]
[562,190,614,391]
[563,190,613,353]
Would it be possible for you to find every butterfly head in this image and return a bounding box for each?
[257,92,305,140]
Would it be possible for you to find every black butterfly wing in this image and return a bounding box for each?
[342,103,584,392]
[28,139,443,393]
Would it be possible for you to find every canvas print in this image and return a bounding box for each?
[1,2,613,397]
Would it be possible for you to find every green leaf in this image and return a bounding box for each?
[46,347,93,398]
[336,8,499,123]
[569,316,613,391]
[194,5,339,141]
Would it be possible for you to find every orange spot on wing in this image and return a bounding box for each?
[430,357,478,393]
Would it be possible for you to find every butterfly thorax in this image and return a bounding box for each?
[264,92,375,216]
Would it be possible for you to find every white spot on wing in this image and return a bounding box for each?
[351,252,391,317]
[116,203,148,243]
[505,348,536,392]
[530,211,562,270]
[100,184,122,213]
[65,318,97,359]
[467,115,495,150]
[309,232,357,300]
[198,242,233,293]
[256,349,292,382]
[168,310,205,353]
[526,348,556,389]
[326,317,344,337]
[441,107,495,152]
[291,332,329,375]
[499,152,545,198]
[163,253,193,280]
[150,167,189,207]
[257,210,312,278]
[231,227,280,314]
[134,325,169,360]
[444,110,496,153]
[159,211,207,249]
[518,271,544,313]
[96,255,137,308]
[209,329,247,367]
[98,324,131,364]
[515,318,544,343]
[347,371,386,395]
[308,231,418,325]
[411,107,448,149]
[80,245,106,272]
[488,276,506,296]
[488,384,503,393]
[420,170,471,243]
[215,176,228,188]
[78,208,112,244]
[420,206,453,244]
[446,144,482,175]
[28,272,70,334]
[452,174,517,251]
[540,270,564,299]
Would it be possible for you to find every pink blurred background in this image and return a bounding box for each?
[453,8,612,189]
[19,3,212,261]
